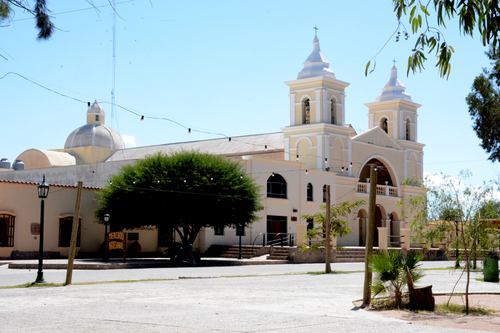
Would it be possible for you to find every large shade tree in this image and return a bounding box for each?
[467,48,500,162]
[96,151,263,251]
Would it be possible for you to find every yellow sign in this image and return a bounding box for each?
[108,241,124,250]
[109,232,125,241]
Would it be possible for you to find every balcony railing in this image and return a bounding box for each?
[356,183,398,197]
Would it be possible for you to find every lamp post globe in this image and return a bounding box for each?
[35,175,49,283]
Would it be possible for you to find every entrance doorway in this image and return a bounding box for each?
[266,215,287,245]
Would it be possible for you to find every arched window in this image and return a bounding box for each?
[381,118,388,133]
[267,173,287,199]
[0,214,15,247]
[330,99,335,124]
[307,183,313,201]
[406,119,410,140]
[322,184,327,203]
[303,99,310,124]
[59,216,81,247]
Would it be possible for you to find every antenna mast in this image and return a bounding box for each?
[111,0,116,128]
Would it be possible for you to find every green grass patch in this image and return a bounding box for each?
[435,303,494,315]
[0,278,176,289]
[0,282,63,289]
[307,270,364,274]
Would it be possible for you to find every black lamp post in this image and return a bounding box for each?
[103,213,110,262]
[238,224,242,260]
[35,175,49,283]
[455,220,460,269]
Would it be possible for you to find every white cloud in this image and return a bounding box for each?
[122,135,137,148]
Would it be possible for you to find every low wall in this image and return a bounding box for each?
[289,248,336,263]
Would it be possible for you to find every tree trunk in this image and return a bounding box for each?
[460,221,470,314]
[325,185,331,273]
[362,165,378,306]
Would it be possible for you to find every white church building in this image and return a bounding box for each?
[0,35,424,258]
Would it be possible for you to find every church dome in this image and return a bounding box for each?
[64,124,125,150]
[64,100,125,150]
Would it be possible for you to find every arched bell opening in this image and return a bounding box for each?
[358,158,394,186]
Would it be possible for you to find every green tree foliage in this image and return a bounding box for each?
[0,0,54,39]
[466,48,500,162]
[96,151,263,251]
[405,171,497,251]
[402,171,500,313]
[367,1,500,78]
[300,200,365,252]
[370,250,424,309]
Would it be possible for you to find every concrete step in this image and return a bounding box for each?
[267,247,291,261]
[205,245,261,259]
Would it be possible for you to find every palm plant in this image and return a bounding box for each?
[369,250,424,309]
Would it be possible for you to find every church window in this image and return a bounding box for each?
[381,118,388,134]
[307,183,313,201]
[59,216,81,247]
[95,115,99,122]
[214,226,224,236]
[236,225,245,236]
[322,184,327,203]
[158,226,175,247]
[406,119,410,140]
[0,214,15,247]
[267,174,287,199]
[307,218,314,230]
[330,99,335,124]
[303,99,310,124]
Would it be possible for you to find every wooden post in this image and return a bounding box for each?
[362,165,378,306]
[65,181,83,285]
[325,185,331,273]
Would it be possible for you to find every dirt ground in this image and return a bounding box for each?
[356,294,500,332]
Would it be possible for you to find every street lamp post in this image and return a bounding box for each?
[35,175,49,283]
[103,213,110,262]
[455,220,460,269]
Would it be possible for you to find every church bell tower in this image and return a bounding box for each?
[283,34,354,173]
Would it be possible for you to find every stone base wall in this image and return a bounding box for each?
[10,251,61,260]
[289,248,336,263]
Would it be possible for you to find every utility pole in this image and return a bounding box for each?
[65,181,83,285]
[325,184,331,273]
[362,165,379,306]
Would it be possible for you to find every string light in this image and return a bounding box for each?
[140,115,144,122]
[188,128,191,134]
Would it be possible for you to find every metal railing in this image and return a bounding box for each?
[252,233,296,247]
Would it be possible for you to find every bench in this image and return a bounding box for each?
[405,265,435,311]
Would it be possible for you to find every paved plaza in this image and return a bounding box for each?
[0,260,498,332]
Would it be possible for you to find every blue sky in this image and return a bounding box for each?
[0,0,497,185]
